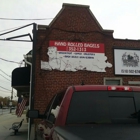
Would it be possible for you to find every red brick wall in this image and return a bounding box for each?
[34,5,140,113]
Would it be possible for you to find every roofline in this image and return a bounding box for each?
[37,3,114,34]
[114,38,140,42]
[38,3,91,29]
[49,5,65,27]
[88,9,103,31]
[49,3,114,34]
[88,9,114,33]
[62,3,89,8]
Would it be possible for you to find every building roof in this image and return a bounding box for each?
[38,3,114,34]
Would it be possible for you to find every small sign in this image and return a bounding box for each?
[114,49,140,75]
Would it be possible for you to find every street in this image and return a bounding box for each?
[0,111,28,140]
[0,108,12,115]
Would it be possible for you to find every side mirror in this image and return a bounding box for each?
[28,110,39,118]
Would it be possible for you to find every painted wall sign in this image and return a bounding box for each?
[41,41,112,72]
[114,49,140,75]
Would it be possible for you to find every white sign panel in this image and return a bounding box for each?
[41,41,112,72]
[114,49,140,75]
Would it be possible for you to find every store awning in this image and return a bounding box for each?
[12,67,30,96]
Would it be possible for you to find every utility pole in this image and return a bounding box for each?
[10,88,13,113]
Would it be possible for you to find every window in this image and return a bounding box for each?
[66,91,110,124]
[109,97,135,119]
[66,91,138,124]
[46,90,66,123]
[44,94,56,118]
[104,78,122,85]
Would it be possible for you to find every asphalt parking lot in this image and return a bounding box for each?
[0,111,28,140]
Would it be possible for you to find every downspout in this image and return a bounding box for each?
[27,23,37,140]
[31,23,37,111]
[24,55,32,140]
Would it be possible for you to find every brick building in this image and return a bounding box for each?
[11,3,140,139]
[33,3,140,113]
[12,3,140,114]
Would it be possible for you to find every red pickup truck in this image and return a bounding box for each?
[29,85,140,140]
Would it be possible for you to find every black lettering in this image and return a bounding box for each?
[121,69,124,73]
[129,70,134,73]
[125,70,128,73]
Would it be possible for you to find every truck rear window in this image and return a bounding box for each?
[66,91,140,124]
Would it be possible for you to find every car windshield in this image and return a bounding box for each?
[66,91,140,124]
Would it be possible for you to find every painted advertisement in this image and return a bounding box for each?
[114,49,140,75]
[41,41,112,72]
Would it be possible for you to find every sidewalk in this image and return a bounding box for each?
[0,112,28,140]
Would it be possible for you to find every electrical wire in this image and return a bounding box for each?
[37,27,113,52]
[0,69,11,77]
[0,74,11,81]
[0,25,26,33]
[0,57,21,64]
[0,89,11,93]
[0,85,11,91]
[0,17,53,21]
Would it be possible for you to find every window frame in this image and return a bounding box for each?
[46,90,66,124]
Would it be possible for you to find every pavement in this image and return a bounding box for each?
[0,109,28,140]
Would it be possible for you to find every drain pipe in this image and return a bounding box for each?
[28,23,37,140]
[24,54,32,140]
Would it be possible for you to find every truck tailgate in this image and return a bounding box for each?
[54,124,140,140]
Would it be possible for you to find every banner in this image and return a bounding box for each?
[41,41,112,72]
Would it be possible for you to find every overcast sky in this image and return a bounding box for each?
[0,0,140,99]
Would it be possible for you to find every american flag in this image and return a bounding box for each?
[16,97,28,117]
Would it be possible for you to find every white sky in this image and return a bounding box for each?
[0,0,140,99]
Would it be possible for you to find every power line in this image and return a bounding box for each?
[0,25,25,33]
[0,17,53,21]
[0,74,11,81]
[0,85,11,91]
[0,57,21,64]
[0,89,17,97]
[0,69,11,77]
[0,89,11,93]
